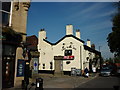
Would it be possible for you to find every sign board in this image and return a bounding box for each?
[33,58,39,72]
[54,56,64,60]
[54,56,74,60]
[64,56,74,59]
[16,59,25,77]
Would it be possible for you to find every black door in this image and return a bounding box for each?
[2,55,15,88]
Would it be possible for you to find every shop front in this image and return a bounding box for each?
[2,44,17,88]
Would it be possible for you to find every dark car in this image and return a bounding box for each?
[100,67,111,77]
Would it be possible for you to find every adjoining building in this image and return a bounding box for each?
[26,35,39,77]
[1,1,30,88]
[38,24,101,75]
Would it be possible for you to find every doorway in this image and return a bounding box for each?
[2,44,16,88]
[54,60,63,76]
[2,56,15,88]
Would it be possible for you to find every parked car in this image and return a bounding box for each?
[99,67,111,77]
[116,67,120,75]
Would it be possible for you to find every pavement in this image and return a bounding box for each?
[2,73,98,90]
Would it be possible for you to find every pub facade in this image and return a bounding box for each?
[38,25,101,75]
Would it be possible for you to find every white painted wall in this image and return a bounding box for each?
[39,42,54,70]
[53,37,83,71]
[38,26,97,72]
[38,30,54,71]
[38,31,85,71]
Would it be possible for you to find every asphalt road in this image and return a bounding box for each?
[76,76,120,90]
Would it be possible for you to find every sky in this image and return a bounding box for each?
[27,2,118,59]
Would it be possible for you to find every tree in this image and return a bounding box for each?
[107,2,120,57]
[2,26,22,45]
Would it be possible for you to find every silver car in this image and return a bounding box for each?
[117,67,120,75]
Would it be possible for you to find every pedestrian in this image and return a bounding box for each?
[92,66,96,73]
[84,67,89,78]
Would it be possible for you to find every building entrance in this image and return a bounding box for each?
[2,55,15,88]
[54,60,63,76]
[2,44,16,88]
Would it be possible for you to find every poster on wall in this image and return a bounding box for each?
[16,59,25,77]
[33,58,38,71]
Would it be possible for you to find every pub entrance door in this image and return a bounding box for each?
[54,60,63,76]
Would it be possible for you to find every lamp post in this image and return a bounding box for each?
[21,42,31,90]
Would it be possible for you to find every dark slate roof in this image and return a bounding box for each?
[43,35,85,45]
[84,45,101,55]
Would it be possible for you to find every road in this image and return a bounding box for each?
[76,76,120,89]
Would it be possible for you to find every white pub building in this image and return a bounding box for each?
[38,24,101,75]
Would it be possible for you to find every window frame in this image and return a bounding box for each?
[64,49,72,56]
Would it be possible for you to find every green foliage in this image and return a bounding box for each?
[107,2,120,57]
[114,56,120,63]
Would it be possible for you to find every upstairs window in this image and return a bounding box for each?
[64,50,72,56]
[0,2,11,26]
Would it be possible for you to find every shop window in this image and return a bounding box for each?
[1,2,11,26]
[43,64,45,69]
[65,50,72,56]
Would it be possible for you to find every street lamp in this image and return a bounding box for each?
[21,42,31,90]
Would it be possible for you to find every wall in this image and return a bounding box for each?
[11,1,30,87]
[53,37,84,71]
[38,40,54,71]
[12,2,30,41]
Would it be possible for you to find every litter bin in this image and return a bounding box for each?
[76,69,81,76]
[71,68,76,76]
[35,78,43,90]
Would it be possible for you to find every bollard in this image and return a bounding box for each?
[21,80,25,89]
[35,78,43,90]
[113,86,120,90]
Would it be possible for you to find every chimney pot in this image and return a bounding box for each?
[76,29,80,39]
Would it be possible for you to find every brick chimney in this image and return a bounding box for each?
[39,29,46,41]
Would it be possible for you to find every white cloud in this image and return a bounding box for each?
[67,3,106,20]
[81,20,112,32]
[91,10,116,20]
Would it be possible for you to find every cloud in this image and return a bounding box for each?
[66,3,113,23]
[81,20,112,32]
[67,3,104,19]
[90,10,116,20]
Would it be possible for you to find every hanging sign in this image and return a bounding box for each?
[16,59,25,77]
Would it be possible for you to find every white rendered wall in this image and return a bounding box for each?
[38,30,54,71]
[53,37,84,71]
[39,42,54,70]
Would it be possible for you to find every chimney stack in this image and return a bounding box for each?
[87,39,91,47]
[39,29,46,40]
[76,29,80,39]
[66,24,73,35]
